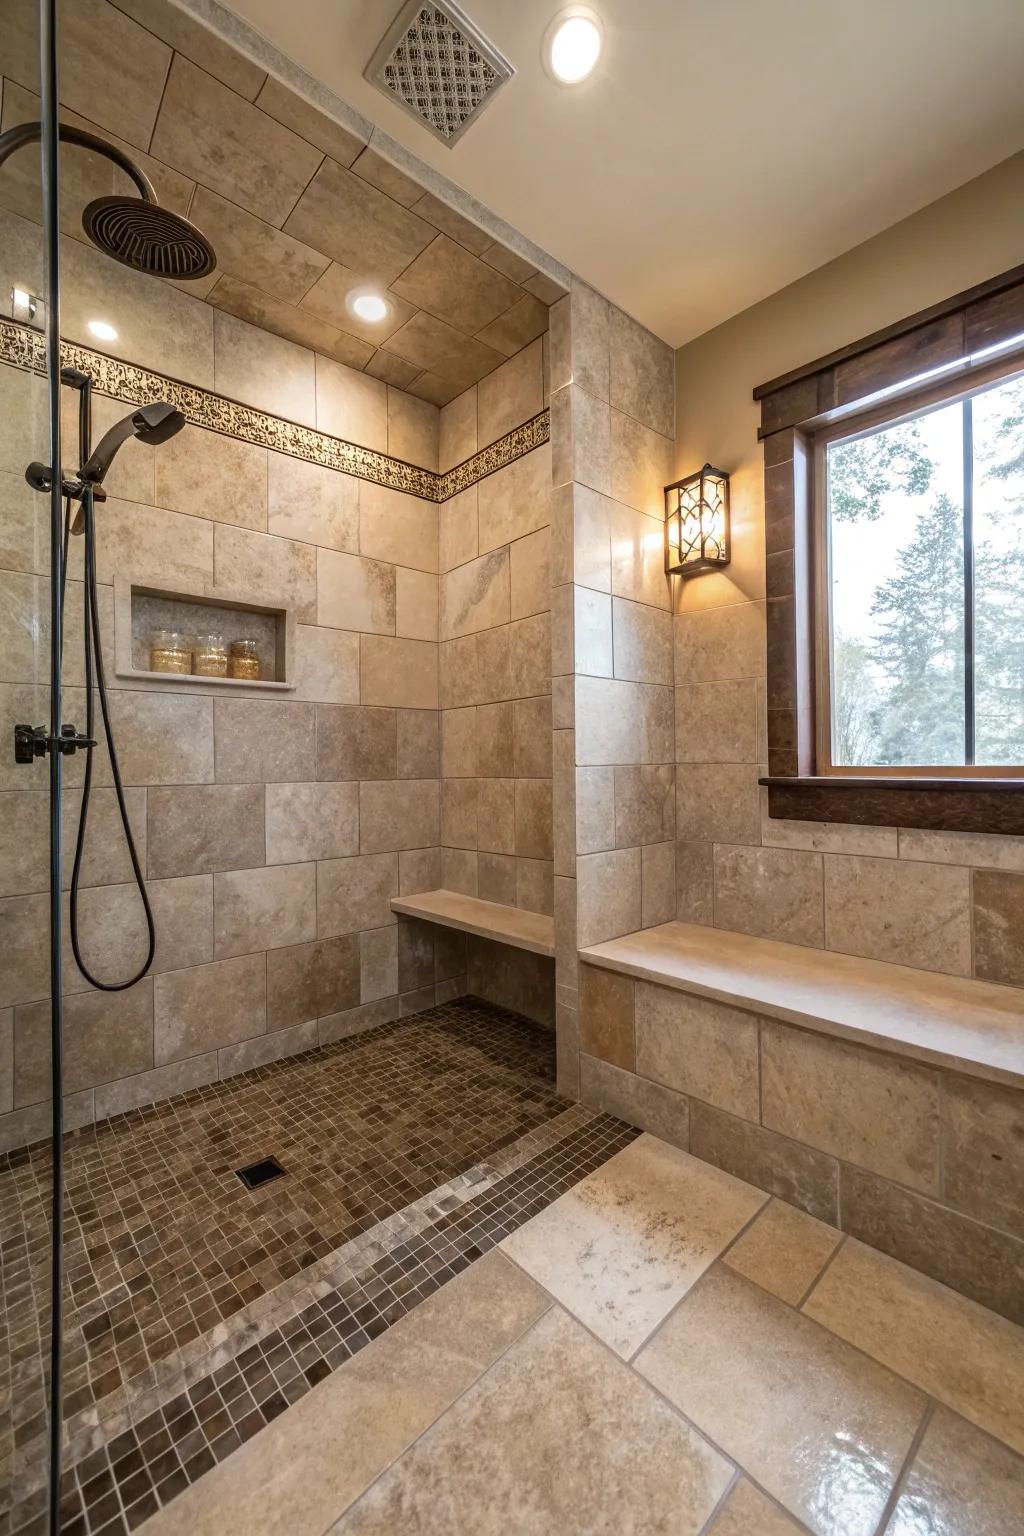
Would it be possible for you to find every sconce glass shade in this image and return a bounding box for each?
[664,463,731,576]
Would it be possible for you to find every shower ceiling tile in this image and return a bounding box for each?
[113,0,268,101]
[407,372,464,407]
[365,350,422,389]
[209,274,375,371]
[189,187,330,304]
[152,56,323,227]
[4,0,171,151]
[409,191,493,256]
[392,234,520,334]
[254,74,368,166]
[300,261,416,343]
[284,156,436,286]
[383,311,504,389]
[476,293,550,358]
[350,146,427,208]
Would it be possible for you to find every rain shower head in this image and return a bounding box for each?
[80,402,186,486]
[0,120,217,279]
[82,196,216,280]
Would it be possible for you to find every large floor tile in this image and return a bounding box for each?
[636,1266,926,1536]
[803,1237,1024,1455]
[708,1479,807,1536]
[723,1197,842,1305]
[884,1407,1024,1536]
[140,1252,548,1536]
[502,1134,766,1357]
[330,1306,732,1535]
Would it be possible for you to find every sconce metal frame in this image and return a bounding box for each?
[664,463,731,576]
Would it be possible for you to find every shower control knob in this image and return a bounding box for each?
[13,723,47,763]
[13,723,97,763]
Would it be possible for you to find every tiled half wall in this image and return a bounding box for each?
[578,962,1024,1327]
[0,221,556,1151]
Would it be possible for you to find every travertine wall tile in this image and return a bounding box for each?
[155,424,268,531]
[714,845,824,947]
[634,983,760,1122]
[612,597,673,685]
[477,445,551,553]
[941,1074,1024,1239]
[361,635,439,708]
[267,453,359,551]
[397,708,439,778]
[154,953,266,1064]
[215,698,315,783]
[146,784,264,878]
[762,1022,941,1193]
[360,779,439,853]
[292,623,360,704]
[676,680,758,763]
[265,781,358,864]
[477,337,544,446]
[317,852,399,937]
[360,483,439,573]
[579,962,634,1069]
[317,548,396,634]
[266,934,360,1027]
[15,983,155,1103]
[214,861,316,957]
[213,521,317,622]
[510,527,550,620]
[316,703,396,781]
[641,840,676,927]
[439,486,479,572]
[441,548,510,639]
[973,870,1024,986]
[824,855,971,976]
[577,846,641,946]
[360,924,400,1002]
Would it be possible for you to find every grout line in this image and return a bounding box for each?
[869,1399,935,1536]
[795,1230,848,1311]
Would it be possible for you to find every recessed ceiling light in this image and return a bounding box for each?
[87,318,118,342]
[544,6,603,85]
[347,289,390,324]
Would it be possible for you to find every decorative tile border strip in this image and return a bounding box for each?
[0,320,549,504]
[9,1111,637,1536]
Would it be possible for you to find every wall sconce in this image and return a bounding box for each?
[664,463,731,576]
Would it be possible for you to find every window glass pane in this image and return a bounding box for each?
[827,402,965,766]
[973,372,1024,765]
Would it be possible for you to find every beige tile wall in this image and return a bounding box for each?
[549,282,676,1094]
[0,247,558,1146]
[437,337,556,1026]
[577,964,1024,1327]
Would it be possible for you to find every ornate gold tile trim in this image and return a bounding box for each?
[439,410,550,500]
[0,320,549,503]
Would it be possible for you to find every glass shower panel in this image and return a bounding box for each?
[1,3,68,1530]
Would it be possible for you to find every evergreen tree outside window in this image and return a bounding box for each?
[821,366,1024,772]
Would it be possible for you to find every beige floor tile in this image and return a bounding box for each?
[141,1251,548,1536]
[502,1133,766,1358]
[803,1237,1024,1455]
[637,1266,926,1536]
[331,1306,731,1535]
[724,1198,842,1306]
[884,1407,1024,1536]
[708,1479,807,1536]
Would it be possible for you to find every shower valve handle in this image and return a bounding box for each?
[13,723,97,764]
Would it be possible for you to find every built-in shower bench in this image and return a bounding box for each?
[391,890,556,958]
[579,919,1024,1088]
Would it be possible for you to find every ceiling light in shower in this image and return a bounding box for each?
[348,288,390,324]
[544,6,603,84]
[87,318,118,342]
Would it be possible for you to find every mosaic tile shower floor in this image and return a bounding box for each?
[0,999,635,1535]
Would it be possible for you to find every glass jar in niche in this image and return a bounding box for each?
[228,637,261,680]
[149,629,191,674]
[193,632,228,677]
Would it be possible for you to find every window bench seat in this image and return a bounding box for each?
[579,920,1024,1089]
[391,890,555,958]
[576,921,1024,1327]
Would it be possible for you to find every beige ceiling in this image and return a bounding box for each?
[208,0,1024,347]
[0,0,564,405]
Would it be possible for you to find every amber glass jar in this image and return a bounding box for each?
[193,632,228,677]
[149,629,191,674]
[228,638,260,680]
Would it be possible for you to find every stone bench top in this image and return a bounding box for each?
[391,890,556,958]
[579,921,1024,1090]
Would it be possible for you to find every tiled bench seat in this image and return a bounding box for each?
[391,890,556,958]
[576,920,1024,1326]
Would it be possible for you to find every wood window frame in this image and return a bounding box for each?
[757,262,1024,833]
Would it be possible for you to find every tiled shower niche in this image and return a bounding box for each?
[116,579,295,691]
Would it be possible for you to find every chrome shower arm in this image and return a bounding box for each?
[0,120,157,201]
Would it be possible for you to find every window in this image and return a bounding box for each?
[817,361,1024,775]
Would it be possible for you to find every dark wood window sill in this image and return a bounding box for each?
[760,776,1024,835]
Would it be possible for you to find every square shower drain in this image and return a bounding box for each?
[236,1157,287,1189]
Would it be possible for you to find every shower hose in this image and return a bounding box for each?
[61,480,155,990]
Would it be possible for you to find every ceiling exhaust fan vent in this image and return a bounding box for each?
[365,1,514,147]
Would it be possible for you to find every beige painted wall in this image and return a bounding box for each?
[672,149,1024,984]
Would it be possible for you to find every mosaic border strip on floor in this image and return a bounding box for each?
[0,320,549,503]
[7,1111,637,1536]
